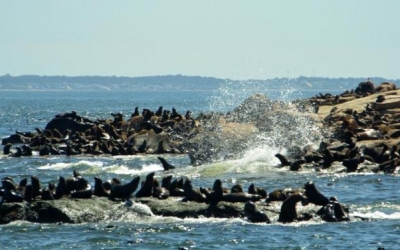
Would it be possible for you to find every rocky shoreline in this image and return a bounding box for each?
[1,80,399,225]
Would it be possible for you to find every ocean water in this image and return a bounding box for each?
[0,82,399,249]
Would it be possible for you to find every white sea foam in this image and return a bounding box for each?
[351,211,400,220]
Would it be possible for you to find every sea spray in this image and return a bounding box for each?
[194,78,325,164]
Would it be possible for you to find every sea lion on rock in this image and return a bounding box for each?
[54,176,68,199]
[304,181,329,206]
[1,179,24,203]
[157,157,175,171]
[183,178,207,202]
[342,155,365,172]
[109,176,140,201]
[135,172,155,198]
[230,184,243,193]
[248,183,267,198]
[244,201,271,223]
[152,179,170,199]
[278,193,310,223]
[93,177,110,197]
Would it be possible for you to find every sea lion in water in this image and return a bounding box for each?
[304,181,329,206]
[317,197,350,222]
[278,192,310,223]
[109,176,140,201]
[135,172,155,198]
[157,157,175,171]
[244,201,271,223]
[275,153,291,167]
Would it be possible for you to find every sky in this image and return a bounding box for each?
[0,1,399,80]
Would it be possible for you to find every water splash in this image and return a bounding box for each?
[202,77,324,163]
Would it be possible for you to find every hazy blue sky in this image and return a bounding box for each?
[1,1,399,79]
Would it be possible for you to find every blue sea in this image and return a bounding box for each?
[0,81,399,249]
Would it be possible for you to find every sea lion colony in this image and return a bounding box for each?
[0,80,399,224]
[0,170,349,224]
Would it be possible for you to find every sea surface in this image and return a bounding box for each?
[0,81,399,249]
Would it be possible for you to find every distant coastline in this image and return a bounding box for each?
[0,74,398,91]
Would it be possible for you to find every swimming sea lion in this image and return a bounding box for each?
[157,157,175,171]
[244,201,271,223]
[275,153,292,167]
[109,176,140,201]
[290,159,306,171]
[317,197,350,222]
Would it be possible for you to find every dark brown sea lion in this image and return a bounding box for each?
[304,181,329,206]
[93,177,110,197]
[290,159,306,171]
[244,201,271,223]
[203,179,224,203]
[109,176,140,201]
[317,197,350,222]
[265,188,301,203]
[152,179,170,199]
[248,183,267,198]
[274,153,291,167]
[3,143,12,155]
[342,155,365,172]
[169,178,185,197]
[54,176,68,199]
[157,157,175,171]
[183,178,207,202]
[222,192,262,203]
[278,193,309,223]
[31,176,42,199]
[41,188,55,200]
[135,172,155,198]
[1,179,24,203]
[231,184,243,193]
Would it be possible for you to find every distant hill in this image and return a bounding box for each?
[0,74,398,92]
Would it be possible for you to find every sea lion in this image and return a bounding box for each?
[169,178,185,197]
[317,197,350,222]
[222,192,262,203]
[1,179,24,203]
[93,177,110,197]
[109,175,140,201]
[3,143,12,155]
[152,179,170,199]
[231,184,243,193]
[157,157,175,171]
[248,183,267,198]
[54,176,68,199]
[70,178,92,199]
[265,188,302,203]
[203,179,224,203]
[244,201,271,223]
[41,188,55,200]
[31,176,41,199]
[278,193,310,223]
[342,155,365,172]
[275,153,291,167]
[135,172,155,198]
[304,181,329,206]
[183,178,207,202]
[290,159,306,171]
